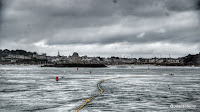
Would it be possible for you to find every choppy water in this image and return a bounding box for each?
[0,65,199,112]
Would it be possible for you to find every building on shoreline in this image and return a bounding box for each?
[0,49,199,66]
[0,49,47,65]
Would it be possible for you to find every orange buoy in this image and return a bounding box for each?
[56,76,59,81]
[86,99,90,103]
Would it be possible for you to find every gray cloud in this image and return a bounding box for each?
[198,0,200,10]
[0,0,200,57]
[165,0,200,11]
[0,0,3,28]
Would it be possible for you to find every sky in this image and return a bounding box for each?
[0,0,200,58]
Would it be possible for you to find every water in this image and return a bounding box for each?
[0,65,199,112]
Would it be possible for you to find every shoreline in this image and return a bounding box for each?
[41,63,107,68]
[0,64,199,67]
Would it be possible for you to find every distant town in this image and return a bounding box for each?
[0,49,200,66]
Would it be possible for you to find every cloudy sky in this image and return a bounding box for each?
[0,0,200,58]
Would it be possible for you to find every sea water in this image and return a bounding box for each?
[0,65,199,112]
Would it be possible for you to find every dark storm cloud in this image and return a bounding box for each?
[197,0,200,10]
[165,0,200,11]
[0,0,3,27]
[0,0,200,57]
[0,0,199,41]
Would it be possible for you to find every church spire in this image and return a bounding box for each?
[58,50,60,57]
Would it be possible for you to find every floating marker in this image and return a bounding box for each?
[76,70,159,112]
[77,67,78,70]
[86,99,90,103]
[56,76,59,81]
[90,71,92,74]
[168,85,171,90]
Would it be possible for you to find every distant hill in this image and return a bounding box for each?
[182,53,200,66]
[0,49,37,57]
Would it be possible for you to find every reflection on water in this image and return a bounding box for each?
[0,65,199,112]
